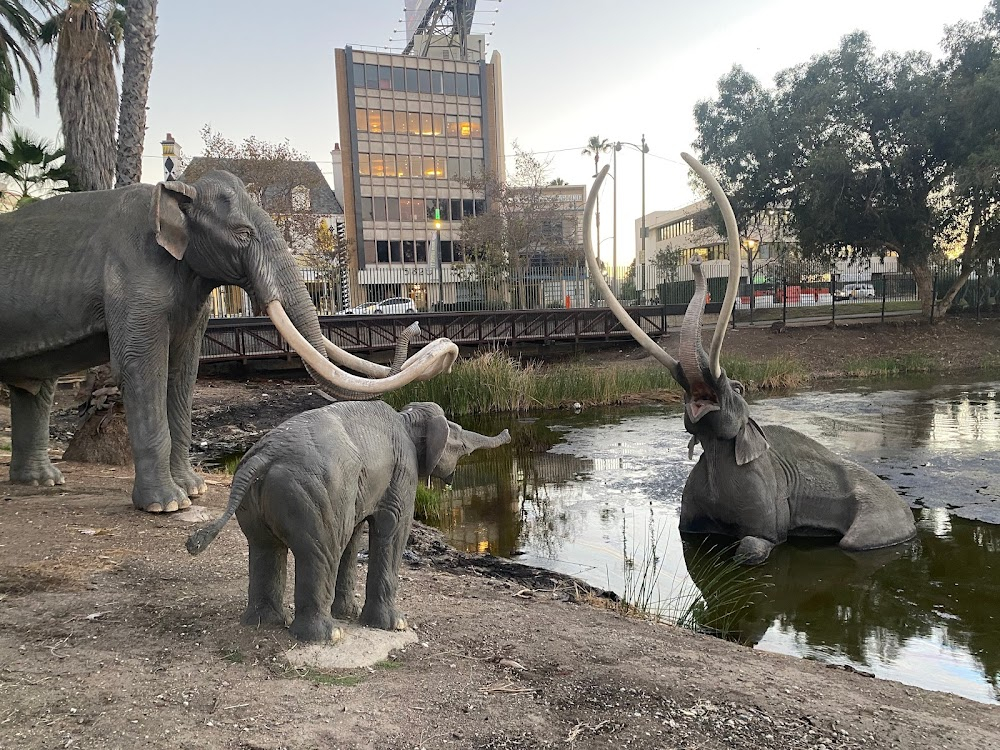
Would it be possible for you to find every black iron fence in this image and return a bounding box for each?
[207,258,999,322]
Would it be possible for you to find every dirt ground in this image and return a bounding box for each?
[2,316,1000,749]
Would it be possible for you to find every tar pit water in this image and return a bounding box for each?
[431,378,1000,704]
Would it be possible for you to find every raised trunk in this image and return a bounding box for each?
[463,428,511,452]
[678,259,710,388]
[115,0,157,188]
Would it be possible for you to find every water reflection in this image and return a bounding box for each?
[433,381,1000,704]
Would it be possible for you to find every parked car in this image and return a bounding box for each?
[335,302,380,315]
[334,297,418,315]
[375,297,418,314]
[834,283,877,301]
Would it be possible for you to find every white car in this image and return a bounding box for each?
[335,302,380,315]
[335,298,418,315]
[375,297,418,314]
[834,283,877,301]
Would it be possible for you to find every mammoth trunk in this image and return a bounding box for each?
[679,262,711,389]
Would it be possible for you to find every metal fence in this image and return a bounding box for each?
[207,257,1000,322]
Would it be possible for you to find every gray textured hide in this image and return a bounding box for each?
[186,401,511,642]
[0,172,344,512]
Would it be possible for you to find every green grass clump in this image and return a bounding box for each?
[0,440,10,452]
[841,353,935,378]
[284,667,363,686]
[722,356,807,390]
[386,349,679,416]
[414,483,442,522]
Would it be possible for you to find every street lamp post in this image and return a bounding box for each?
[615,136,649,302]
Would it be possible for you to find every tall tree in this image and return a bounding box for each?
[932,0,1000,315]
[581,135,611,262]
[114,0,156,187]
[41,0,123,191]
[0,0,55,127]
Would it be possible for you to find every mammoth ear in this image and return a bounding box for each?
[153,181,198,260]
[423,414,451,476]
[735,417,769,466]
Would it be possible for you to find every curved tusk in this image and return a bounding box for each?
[680,152,742,380]
[583,165,679,375]
[268,301,458,394]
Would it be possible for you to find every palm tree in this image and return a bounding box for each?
[115,0,156,187]
[0,0,56,128]
[0,128,73,206]
[41,0,123,191]
[581,136,611,261]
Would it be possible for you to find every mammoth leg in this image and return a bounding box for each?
[240,518,290,629]
[332,522,364,621]
[360,492,413,631]
[166,303,210,500]
[734,536,775,565]
[108,307,188,512]
[281,475,342,642]
[8,379,64,486]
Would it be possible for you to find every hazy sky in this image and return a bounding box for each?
[11,0,992,264]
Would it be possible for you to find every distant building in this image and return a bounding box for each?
[334,42,505,309]
[635,201,898,300]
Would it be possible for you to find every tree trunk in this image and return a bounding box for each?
[55,1,118,192]
[910,263,935,320]
[62,365,132,466]
[115,0,157,187]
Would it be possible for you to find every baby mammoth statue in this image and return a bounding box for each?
[187,401,511,642]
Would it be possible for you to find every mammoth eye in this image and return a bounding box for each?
[233,227,253,245]
[732,380,745,395]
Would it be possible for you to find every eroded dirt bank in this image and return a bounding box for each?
[0,460,998,749]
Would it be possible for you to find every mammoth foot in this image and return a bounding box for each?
[242,603,291,629]
[10,461,65,487]
[331,597,361,621]
[171,468,207,499]
[734,536,775,566]
[289,614,344,643]
[132,481,192,513]
[360,604,407,632]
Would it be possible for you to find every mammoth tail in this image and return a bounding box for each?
[185,452,269,555]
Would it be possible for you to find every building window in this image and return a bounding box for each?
[405,67,418,92]
[376,240,390,262]
[370,154,385,177]
[394,111,407,133]
[364,239,377,263]
[432,114,445,136]
[443,71,456,95]
[469,117,482,138]
[403,240,415,262]
[365,64,379,89]
[420,113,433,136]
[407,112,420,136]
[291,185,310,211]
[358,153,370,176]
[384,154,397,177]
[431,70,444,94]
[378,65,392,90]
[356,108,368,132]
[400,198,413,221]
[353,62,365,87]
[386,197,400,221]
[361,196,374,221]
[416,240,427,262]
[440,240,453,262]
[373,197,387,221]
[456,73,468,96]
[381,110,394,133]
[368,110,383,134]
[469,73,480,97]
[392,66,405,91]
[451,198,462,220]
[397,154,411,178]
[463,198,474,217]
[412,197,425,218]
[418,69,431,94]
[474,198,486,216]
[390,240,402,262]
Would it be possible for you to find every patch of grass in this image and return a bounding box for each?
[386,349,679,416]
[722,356,807,391]
[284,667,363,686]
[221,452,242,475]
[980,352,1000,373]
[414,482,442,522]
[732,299,920,324]
[0,440,10,452]
[220,648,244,664]
[374,659,402,670]
[841,353,935,378]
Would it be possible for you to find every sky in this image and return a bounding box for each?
[10,0,993,265]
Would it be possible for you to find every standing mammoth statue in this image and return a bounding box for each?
[186,400,511,642]
[583,157,915,565]
[0,171,458,512]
